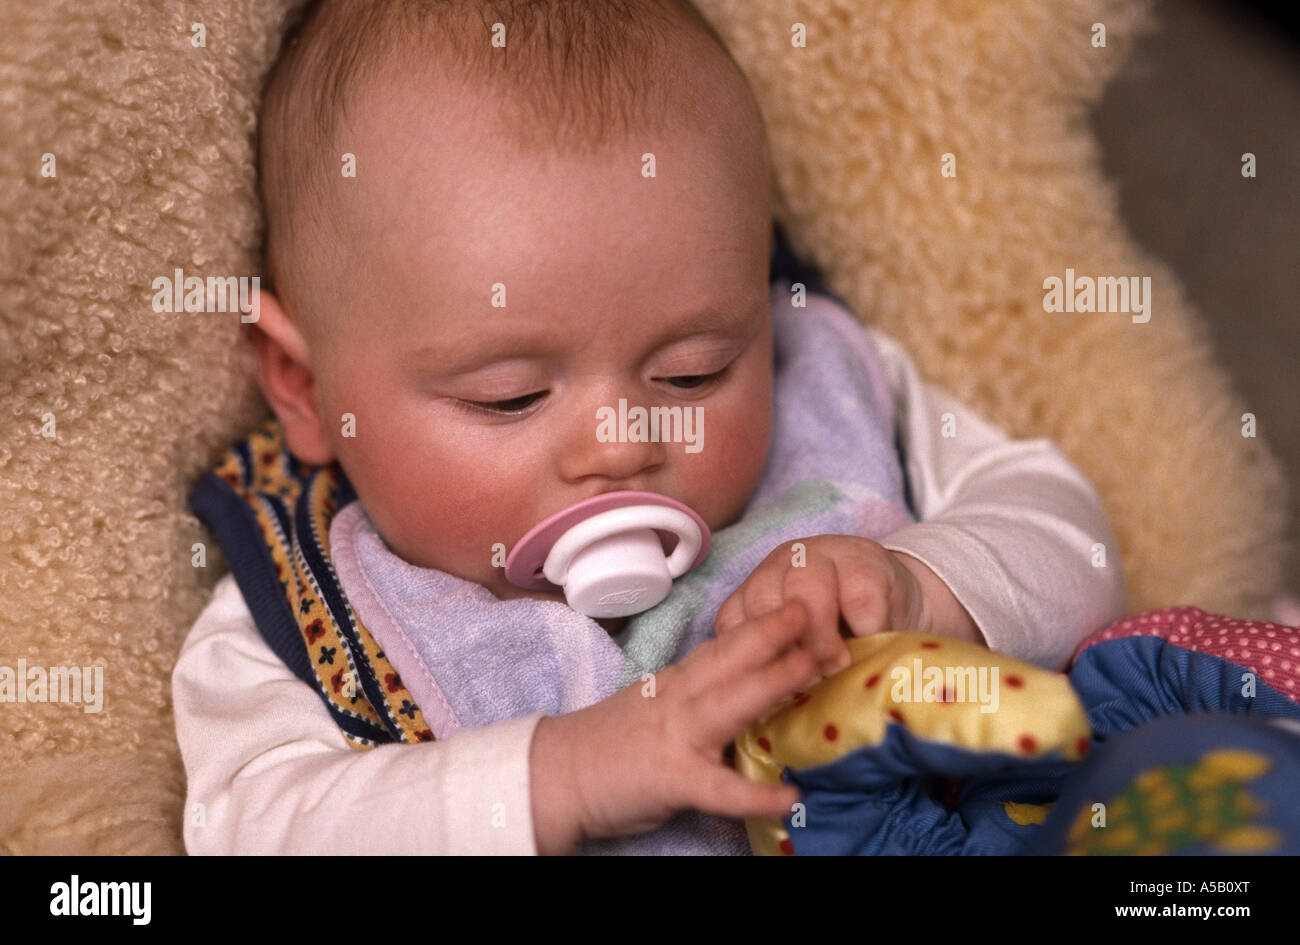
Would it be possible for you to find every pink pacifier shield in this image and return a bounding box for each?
[505,491,711,592]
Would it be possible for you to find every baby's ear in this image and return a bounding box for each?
[248,288,336,465]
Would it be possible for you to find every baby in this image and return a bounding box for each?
[174,0,1125,855]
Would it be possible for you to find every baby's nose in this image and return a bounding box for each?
[556,393,669,483]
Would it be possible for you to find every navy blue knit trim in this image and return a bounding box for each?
[293,485,405,742]
[189,470,393,745]
[769,221,843,305]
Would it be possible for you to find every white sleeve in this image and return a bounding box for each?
[172,572,546,855]
[867,326,1127,671]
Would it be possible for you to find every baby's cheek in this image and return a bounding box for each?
[330,410,508,579]
[385,453,524,578]
[690,385,771,530]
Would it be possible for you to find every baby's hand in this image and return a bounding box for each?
[713,536,927,679]
[529,601,818,854]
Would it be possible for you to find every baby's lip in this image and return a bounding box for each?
[578,485,659,506]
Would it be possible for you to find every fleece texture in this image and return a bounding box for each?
[0,0,1289,854]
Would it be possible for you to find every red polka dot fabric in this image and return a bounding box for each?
[1073,606,1300,703]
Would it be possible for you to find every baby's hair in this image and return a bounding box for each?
[257,0,756,346]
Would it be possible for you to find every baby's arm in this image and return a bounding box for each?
[889,549,982,643]
[868,326,1127,671]
[173,573,544,854]
[175,573,815,855]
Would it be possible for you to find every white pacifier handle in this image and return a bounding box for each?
[542,505,702,586]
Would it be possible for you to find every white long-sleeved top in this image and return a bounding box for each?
[172,324,1126,855]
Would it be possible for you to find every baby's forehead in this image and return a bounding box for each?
[261,0,768,346]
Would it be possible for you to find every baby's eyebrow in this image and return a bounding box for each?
[406,333,545,375]
[651,299,765,344]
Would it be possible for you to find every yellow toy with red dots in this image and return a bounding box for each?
[733,609,1300,856]
[734,632,1091,855]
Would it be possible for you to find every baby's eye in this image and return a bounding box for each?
[661,365,732,391]
[457,391,547,416]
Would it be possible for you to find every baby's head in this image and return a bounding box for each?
[253,0,775,616]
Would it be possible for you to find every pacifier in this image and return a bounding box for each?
[504,491,712,619]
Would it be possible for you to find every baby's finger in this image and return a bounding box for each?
[782,554,851,677]
[698,645,817,746]
[713,541,810,639]
[711,599,811,678]
[689,764,802,822]
[835,554,892,638]
[738,558,790,629]
[677,600,809,698]
[713,590,748,638]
